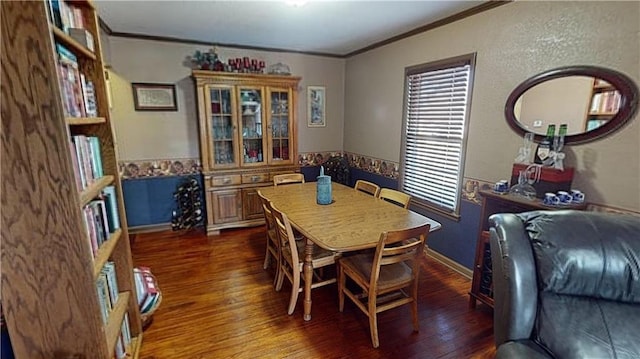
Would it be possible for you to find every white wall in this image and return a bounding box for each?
[343,1,640,212]
[107,37,346,161]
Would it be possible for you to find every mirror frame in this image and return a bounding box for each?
[505,65,639,145]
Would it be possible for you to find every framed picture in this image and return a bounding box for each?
[307,86,326,127]
[132,83,178,111]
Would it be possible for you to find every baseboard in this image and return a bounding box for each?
[129,223,172,234]
[424,248,473,280]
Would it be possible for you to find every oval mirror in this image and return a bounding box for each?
[505,66,638,144]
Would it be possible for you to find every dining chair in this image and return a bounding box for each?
[354,180,380,197]
[258,190,280,285]
[273,173,305,186]
[338,223,430,348]
[271,203,340,315]
[378,188,411,209]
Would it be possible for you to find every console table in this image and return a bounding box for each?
[468,189,587,309]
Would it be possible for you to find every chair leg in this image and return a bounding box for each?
[263,242,271,270]
[411,299,419,332]
[272,255,280,287]
[369,304,379,348]
[338,264,345,312]
[287,269,301,315]
[275,262,285,292]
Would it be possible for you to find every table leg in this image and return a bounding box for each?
[303,237,314,321]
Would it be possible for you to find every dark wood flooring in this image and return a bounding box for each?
[131,226,495,359]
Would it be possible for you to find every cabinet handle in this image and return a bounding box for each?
[223,178,231,184]
[251,175,259,182]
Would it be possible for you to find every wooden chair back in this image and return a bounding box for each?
[257,190,280,283]
[378,188,411,209]
[273,173,305,186]
[338,222,430,348]
[371,224,429,291]
[354,180,380,197]
[271,203,300,269]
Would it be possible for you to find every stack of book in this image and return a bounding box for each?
[590,90,621,115]
[56,43,98,118]
[82,186,120,258]
[134,267,161,316]
[70,134,103,190]
[95,261,131,358]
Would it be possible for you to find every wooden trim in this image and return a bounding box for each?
[425,248,473,280]
[345,1,510,57]
[80,175,115,206]
[93,228,122,279]
[98,16,113,35]
[66,116,106,125]
[108,31,344,58]
[105,291,132,358]
[52,26,97,60]
[128,223,173,234]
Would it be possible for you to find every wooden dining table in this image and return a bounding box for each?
[258,182,442,321]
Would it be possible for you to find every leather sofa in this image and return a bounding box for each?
[488,210,640,359]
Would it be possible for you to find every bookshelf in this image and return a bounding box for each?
[585,78,621,131]
[1,1,142,358]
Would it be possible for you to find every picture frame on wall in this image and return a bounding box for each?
[307,86,326,127]
[132,83,178,111]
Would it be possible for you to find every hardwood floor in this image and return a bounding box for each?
[131,226,495,358]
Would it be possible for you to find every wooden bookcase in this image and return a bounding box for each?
[1,1,142,358]
[585,78,620,131]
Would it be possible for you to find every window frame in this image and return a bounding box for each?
[399,53,476,221]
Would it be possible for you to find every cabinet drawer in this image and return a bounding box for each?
[210,175,241,187]
[242,173,269,184]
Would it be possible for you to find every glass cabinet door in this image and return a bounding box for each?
[208,86,236,168]
[269,89,292,163]
[239,87,265,166]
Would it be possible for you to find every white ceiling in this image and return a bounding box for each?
[96,1,486,57]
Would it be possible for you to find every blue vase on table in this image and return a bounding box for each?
[316,166,332,205]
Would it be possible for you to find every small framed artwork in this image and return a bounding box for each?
[132,83,178,111]
[307,86,326,127]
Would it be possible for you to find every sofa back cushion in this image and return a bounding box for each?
[519,210,640,303]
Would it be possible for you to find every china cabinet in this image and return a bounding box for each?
[193,71,301,235]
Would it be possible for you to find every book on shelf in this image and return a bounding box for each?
[82,199,112,258]
[48,0,86,34]
[71,135,105,189]
[102,186,121,231]
[68,28,95,52]
[56,43,87,118]
[103,261,119,307]
[95,273,110,325]
[122,313,132,347]
[82,205,99,257]
[69,141,83,191]
[90,199,110,244]
[80,74,98,117]
[87,136,103,178]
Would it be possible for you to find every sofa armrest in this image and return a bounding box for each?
[489,213,538,346]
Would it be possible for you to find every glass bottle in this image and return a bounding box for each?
[534,124,555,165]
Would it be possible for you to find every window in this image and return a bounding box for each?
[400,54,476,219]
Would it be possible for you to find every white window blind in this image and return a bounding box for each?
[401,56,474,216]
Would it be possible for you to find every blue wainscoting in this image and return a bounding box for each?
[122,166,481,270]
[122,175,204,229]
